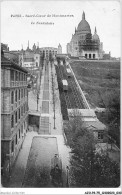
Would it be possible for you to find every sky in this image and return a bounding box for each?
[1,0,121,57]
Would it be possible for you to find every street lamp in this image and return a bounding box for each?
[66,165,69,187]
[37,92,40,111]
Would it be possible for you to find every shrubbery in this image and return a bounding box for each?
[64,117,120,187]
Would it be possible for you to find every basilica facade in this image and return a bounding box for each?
[67,12,104,59]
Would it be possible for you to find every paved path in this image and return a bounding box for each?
[22,137,58,187]
[7,131,38,187]
[39,61,50,134]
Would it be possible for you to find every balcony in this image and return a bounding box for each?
[10,81,27,87]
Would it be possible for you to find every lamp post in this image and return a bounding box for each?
[37,92,39,111]
[66,165,69,187]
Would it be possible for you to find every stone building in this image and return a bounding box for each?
[1,53,28,175]
[67,12,104,59]
[57,43,62,54]
[19,42,40,69]
[40,47,58,59]
[1,43,9,52]
[68,109,107,143]
[19,43,62,67]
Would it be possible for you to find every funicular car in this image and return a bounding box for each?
[66,68,72,78]
[62,79,68,91]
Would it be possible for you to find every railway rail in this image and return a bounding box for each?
[68,78,84,109]
[57,62,84,109]
[57,64,72,109]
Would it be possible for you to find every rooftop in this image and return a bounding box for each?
[1,55,28,73]
[83,120,107,131]
[68,109,97,118]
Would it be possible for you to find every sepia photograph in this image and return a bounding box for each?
[1,0,121,194]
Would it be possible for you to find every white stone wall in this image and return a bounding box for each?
[40,47,58,58]
[23,62,35,68]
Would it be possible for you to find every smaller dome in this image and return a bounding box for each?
[93,34,100,41]
[92,27,100,42]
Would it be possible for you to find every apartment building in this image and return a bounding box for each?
[1,53,28,175]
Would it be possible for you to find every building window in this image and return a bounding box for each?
[11,70,14,81]
[11,140,14,153]
[23,105,24,114]
[11,91,14,104]
[16,134,17,145]
[22,73,23,81]
[89,54,91,59]
[19,72,21,81]
[98,132,103,140]
[19,89,21,100]
[19,129,21,139]
[15,71,18,81]
[25,103,26,112]
[25,89,27,97]
[21,106,23,116]
[25,89,26,97]
[93,54,95,59]
[26,102,28,111]
[25,104,26,113]
[21,125,23,134]
[24,88,25,97]
[15,111,17,123]
[11,115,14,128]
[15,90,17,102]
[85,54,87,58]
[36,62,38,67]
[19,108,21,119]
[21,89,23,98]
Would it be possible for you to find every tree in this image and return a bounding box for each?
[107,93,120,148]
[98,90,120,148]
[70,145,120,187]
[67,115,120,187]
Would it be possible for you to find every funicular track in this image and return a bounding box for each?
[58,63,84,109]
[58,65,72,109]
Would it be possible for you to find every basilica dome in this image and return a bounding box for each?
[77,12,91,33]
